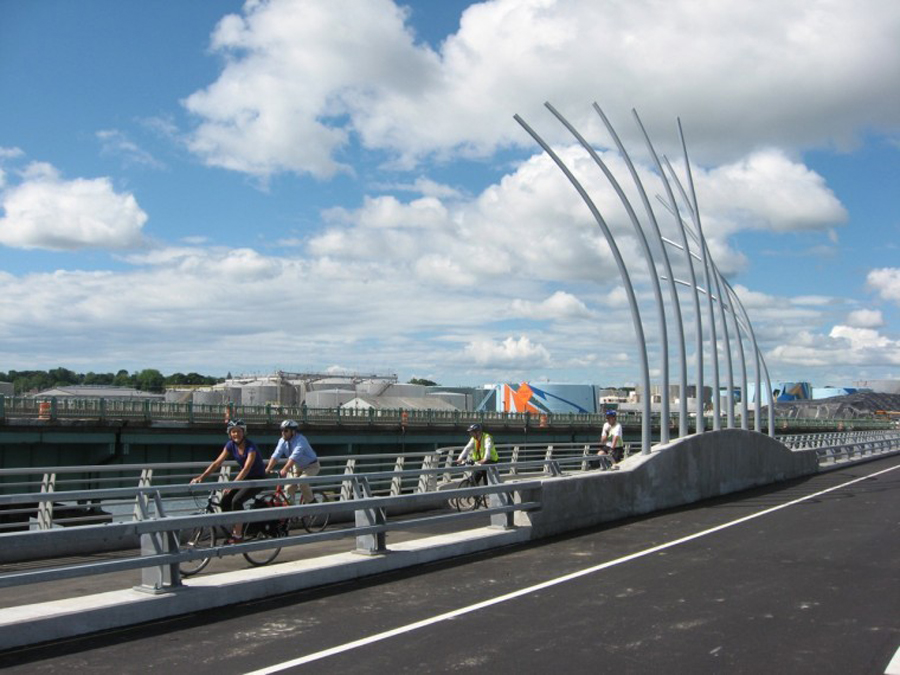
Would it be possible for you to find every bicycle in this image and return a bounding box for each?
[290,490,331,534]
[179,488,290,577]
[449,461,488,511]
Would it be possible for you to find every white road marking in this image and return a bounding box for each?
[245,463,900,674]
[885,645,900,675]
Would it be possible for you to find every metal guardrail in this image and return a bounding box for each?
[2,432,898,596]
[0,442,598,532]
[1,395,895,431]
[0,465,546,593]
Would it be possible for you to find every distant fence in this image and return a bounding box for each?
[1,395,895,432]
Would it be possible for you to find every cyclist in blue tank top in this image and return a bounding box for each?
[191,419,267,543]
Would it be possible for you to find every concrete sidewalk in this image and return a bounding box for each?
[0,523,530,650]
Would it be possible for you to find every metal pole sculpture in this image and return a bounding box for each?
[662,153,736,431]
[515,103,777,448]
[513,114,653,454]
[544,102,674,445]
[633,111,690,439]
[656,197,759,434]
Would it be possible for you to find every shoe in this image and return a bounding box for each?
[225,535,244,545]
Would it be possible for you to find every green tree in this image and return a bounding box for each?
[134,369,165,393]
[48,367,79,386]
[113,369,131,387]
[408,378,438,386]
[84,371,115,385]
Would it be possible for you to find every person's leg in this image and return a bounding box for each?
[285,464,300,502]
[299,463,320,504]
[229,486,263,539]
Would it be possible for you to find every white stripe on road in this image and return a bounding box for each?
[885,645,900,675]
[246,463,900,675]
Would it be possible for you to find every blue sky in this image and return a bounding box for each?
[1,0,898,389]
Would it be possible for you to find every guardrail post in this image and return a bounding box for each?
[351,477,387,555]
[341,459,357,501]
[546,460,563,477]
[580,444,591,471]
[390,456,405,496]
[417,452,439,493]
[134,491,181,593]
[37,473,56,530]
[132,469,154,520]
[509,446,520,476]
[486,466,514,529]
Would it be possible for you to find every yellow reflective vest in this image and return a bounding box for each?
[471,432,498,462]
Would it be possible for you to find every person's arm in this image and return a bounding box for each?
[192,447,230,483]
[478,434,496,465]
[265,439,284,473]
[457,438,474,463]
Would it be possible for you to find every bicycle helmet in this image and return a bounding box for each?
[226,418,247,432]
[280,419,299,431]
[467,423,482,433]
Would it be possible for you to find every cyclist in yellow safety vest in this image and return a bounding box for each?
[456,423,498,485]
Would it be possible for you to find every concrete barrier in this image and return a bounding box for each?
[517,430,818,538]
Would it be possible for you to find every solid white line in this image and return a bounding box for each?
[885,645,900,675]
[245,463,900,675]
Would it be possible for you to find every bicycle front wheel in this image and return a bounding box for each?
[301,493,330,533]
[179,526,215,577]
[455,477,480,511]
[242,527,283,566]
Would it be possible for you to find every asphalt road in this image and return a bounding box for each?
[1,455,898,674]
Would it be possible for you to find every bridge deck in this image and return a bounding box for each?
[1,455,898,673]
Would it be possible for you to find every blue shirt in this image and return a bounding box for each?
[270,433,318,469]
[225,439,267,478]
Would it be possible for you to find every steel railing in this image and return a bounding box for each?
[0,465,547,593]
[1,431,898,594]
[2,395,895,431]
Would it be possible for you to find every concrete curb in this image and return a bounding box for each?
[0,525,530,651]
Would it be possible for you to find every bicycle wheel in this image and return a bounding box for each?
[242,527,283,567]
[455,477,479,511]
[179,526,215,577]
[301,493,330,533]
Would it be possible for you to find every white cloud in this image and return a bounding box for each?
[769,325,900,368]
[867,268,900,304]
[845,308,883,328]
[697,150,847,236]
[183,0,900,176]
[0,162,148,251]
[96,129,164,169]
[509,291,595,320]
[463,336,551,369]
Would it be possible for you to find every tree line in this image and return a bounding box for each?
[0,368,223,395]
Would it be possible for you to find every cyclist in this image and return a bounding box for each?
[191,419,267,543]
[265,419,320,505]
[599,409,624,464]
[456,423,498,486]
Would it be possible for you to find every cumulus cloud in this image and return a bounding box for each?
[182,0,900,176]
[845,308,884,328]
[867,268,900,304]
[509,291,595,320]
[463,336,551,369]
[0,162,148,251]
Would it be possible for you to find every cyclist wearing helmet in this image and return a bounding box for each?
[265,419,319,504]
[191,419,267,543]
[599,409,623,464]
[456,423,499,486]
